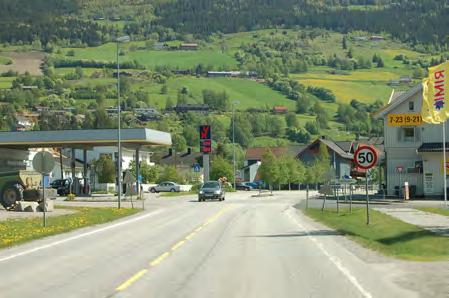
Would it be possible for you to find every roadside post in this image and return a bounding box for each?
[336,185,340,214]
[32,151,55,228]
[354,145,378,225]
[305,184,309,210]
[349,184,353,213]
[123,171,136,209]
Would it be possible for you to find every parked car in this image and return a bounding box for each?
[198,181,225,201]
[149,181,181,193]
[236,182,252,191]
[50,179,67,190]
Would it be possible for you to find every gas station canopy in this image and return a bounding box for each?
[0,128,172,149]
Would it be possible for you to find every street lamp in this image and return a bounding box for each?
[232,100,240,189]
[116,35,130,209]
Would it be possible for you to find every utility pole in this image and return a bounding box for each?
[232,100,239,189]
[116,36,130,209]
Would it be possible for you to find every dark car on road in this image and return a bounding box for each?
[236,182,253,191]
[50,179,67,189]
[198,181,225,201]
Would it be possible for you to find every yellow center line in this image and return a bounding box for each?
[171,240,186,251]
[115,205,235,293]
[185,232,196,240]
[116,269,148,291]
[150,252,170,267]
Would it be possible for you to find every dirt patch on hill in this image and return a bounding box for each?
[0,51,45,75]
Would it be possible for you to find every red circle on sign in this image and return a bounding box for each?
[353,145,378,170]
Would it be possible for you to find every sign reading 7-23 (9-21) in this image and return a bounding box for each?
[387,113,422,126]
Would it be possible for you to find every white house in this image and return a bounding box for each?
[376,85,449,197]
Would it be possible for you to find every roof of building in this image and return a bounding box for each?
[319,138,353,159]
[334,141,353,153]
[156,151,202,168]
[245,146,304,160]
[418,143,449,153]
[0,128,172,150]
[375,84,422,118]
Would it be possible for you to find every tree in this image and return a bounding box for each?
[129,161,159,183]
[342,36,347,50]
[172,134,187,152]
[377,57,385,68]
[276,155,289,190]
[210,156,234,182]
[285,112,299,128]
[165,97,174,109]
[259,150,279,191]
[94,155,116,183]
[284,156,305,190]
[158,166,184,184]
[232,114,253,148]
[75,66,83,79]
[305,121,319,135]
[268,116,286,137]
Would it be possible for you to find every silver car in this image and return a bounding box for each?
[198,181,225,202]
[149,181,181,193]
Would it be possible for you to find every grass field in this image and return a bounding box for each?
[134,76,296,110]
[294,72,394,104]
[62,42,238,70]
[304,208,449,261]
[0,77,14,89]
[0,56,12,65]
[0,206,140,249]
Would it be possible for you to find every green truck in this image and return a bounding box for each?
[0,171,42,210]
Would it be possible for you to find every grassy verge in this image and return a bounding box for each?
[417,207,449,217]
[303,208,449,261]
[0,206,141,249]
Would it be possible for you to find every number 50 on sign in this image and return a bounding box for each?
[354,146,378,170]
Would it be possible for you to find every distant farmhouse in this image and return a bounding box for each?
[174,104,210,113]
[206,71,257,78]
[180,43,199,51]
[272,106,288,114]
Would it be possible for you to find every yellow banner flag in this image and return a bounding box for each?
[421,61,449,124]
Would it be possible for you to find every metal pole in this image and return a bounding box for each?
[117,41,122,209]
[136,148,140,199]
[366,170,370,225]
[42,174,46,227]
[322,193,326,212]
[233,103,236,189]
[443,121,447,208]
[336,186,340,214]
[59,148,64,179]
[349,184,353,214]
[306,184,309,210]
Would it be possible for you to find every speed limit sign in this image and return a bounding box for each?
[354,145,378,170]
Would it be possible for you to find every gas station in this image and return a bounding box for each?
[0,128,172,202]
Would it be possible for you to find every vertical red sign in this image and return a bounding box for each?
[199,125,212,154]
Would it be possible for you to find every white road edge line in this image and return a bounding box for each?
[0,209,164,263]
[286,209,372,298]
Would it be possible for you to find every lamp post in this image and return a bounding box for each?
[116,35,130,209]
[232,100,240,189]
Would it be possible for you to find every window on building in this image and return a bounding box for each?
[402,127,415,142]
[409,101,414,111]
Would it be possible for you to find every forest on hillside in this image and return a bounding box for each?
[0,0,448,50]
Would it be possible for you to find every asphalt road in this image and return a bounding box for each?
[0,191,429,298]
